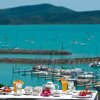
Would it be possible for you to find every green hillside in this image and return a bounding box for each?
[0,4,100,24]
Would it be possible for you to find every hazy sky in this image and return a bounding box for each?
[0,0,100,11]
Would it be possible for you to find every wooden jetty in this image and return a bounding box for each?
[0,49,72,55]
[0,57,100,64]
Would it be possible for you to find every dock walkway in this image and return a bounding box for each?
[0,49,72,55]
[0,57,100,64]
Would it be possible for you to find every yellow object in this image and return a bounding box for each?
[13,82,17,92]
[59,78,68,92]
[61,81,68,92]
[13,80,24,93]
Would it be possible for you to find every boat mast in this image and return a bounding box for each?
[61,41,64,69]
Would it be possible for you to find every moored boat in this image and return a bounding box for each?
[89,61,100,67]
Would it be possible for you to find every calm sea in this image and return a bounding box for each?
[0,25,100,89]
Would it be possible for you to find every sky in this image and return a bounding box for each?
[0,0,100,11]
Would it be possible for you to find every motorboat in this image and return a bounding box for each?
[50,68,61,73]
[33,71,48,76]
[76,79,91,85]
[32,65,48,71]
[61,69,71,75]
[78,73,96,79]
[71,68,83,73]
[89,61,100,67]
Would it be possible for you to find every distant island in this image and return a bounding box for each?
[0,4,100,24]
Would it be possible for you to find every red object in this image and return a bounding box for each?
[3,87,12,92]
[79,91,86,96]
[41,88,51,97]
[79,89,92,96]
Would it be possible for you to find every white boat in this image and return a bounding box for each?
[61,69,71,75]
[86,38,91,41]
[33,65,48,71]
[63,75,71,80]
[89,61,100,67]
[76,79,91,85]
[33,71,48,76]
[49,72,61,76]
[79,42,86,46]
[50,68,61,73]
[13,47,20,50]
[25,40,35,44]
[78,73,96,79]
[72,40,78,45]
[71,68,83,73]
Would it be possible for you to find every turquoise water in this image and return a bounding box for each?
[0,25,100,89]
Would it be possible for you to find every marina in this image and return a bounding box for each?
[0,25,100,92]
[12,64,100,89]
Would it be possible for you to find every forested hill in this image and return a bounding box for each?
[0,4,100,24]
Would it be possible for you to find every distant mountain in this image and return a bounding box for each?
[0,4,100,24]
